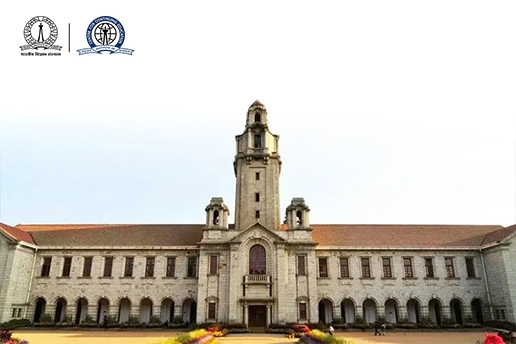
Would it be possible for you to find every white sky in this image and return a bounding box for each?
[0,0,515,226]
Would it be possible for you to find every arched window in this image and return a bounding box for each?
[255,112,261,123]
[213,210,219,225]
[249,244,266,275]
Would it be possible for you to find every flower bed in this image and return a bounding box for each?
[156,329,216,344]
[0,329,29,344]
[298,329,351,344]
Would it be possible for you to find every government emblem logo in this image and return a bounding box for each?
[20,16,62,56]
[77,16,134,55]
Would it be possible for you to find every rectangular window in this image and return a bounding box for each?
[297,255,306,275]
[255,172,260,180]
[318,257,328,278]
[382,258,392,278]
[340,258,349,278]
[62,257,72,277]
[445,257,455,278]
[255,210,260,219]
[17,308,22,318]
[187,257,197,278]
[465,257,476,278]
[41,257,52,277]
[124,257,134,277]
[145,257,155,277]
[254,134,262,148]
[209,255,218,275]
[403,257,414,278]
[166,257,176,277]
[361,258,371,278]
[208,302,216,319]
[255,193,260,202]
[103,257,113,277]
[83,257,92,277]
[12,308,17,318]
[299,303,307,320]
[424,258,434,278]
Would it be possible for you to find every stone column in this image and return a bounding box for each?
[131,305,140,322]
[243,303,248,326]
[266,303,271,326]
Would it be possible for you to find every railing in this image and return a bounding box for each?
[244,274,271,284]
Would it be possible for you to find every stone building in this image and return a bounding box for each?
[0,100,515,327]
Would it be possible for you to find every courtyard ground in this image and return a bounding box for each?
[10,330,492,344]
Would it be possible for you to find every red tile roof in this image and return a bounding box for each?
[0,223,35,245]
[16,224,204,247]
[481,224,516,246]
[310,224,506,248]
[5,223,514,249]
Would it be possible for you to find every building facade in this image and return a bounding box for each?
[1,100,515,327]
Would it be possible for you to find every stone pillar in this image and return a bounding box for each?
[67,304,77,323]
[243,303,248,326]
[266,303,271,326]
[227,244,240,323]
[152,304,161,320]
[109,305,118,321]
[174,305,182,322]
[333,305,340,322]
[276,244,287,323]
[131,305,140,322]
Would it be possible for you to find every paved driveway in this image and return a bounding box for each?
[11,330,490,344]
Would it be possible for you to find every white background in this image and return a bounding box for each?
[0,0,515,226]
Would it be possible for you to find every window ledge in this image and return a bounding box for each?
[403,277,418,280]
[57,276,71,279]
[36,276,50,279]
[382,277,396,280]
[184,277,198,279]
[296,274,308,277]
[317,276,330,279]
[77,276,92,279]
[359,277,375,280]
[424,277,439,280]
[162,276,177,279]
[338,277,353,280]
[98,276,114,279]
[141,276,156,279]
[120,276,134,279]
[445,277,460,280]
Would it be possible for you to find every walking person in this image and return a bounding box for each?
[328,325,334,336]
[373,321,381,336]
[381,323,386,335]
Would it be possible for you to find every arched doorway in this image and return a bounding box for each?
[406,299,421,323]
[471,299,483,324]
[450,299,463,325]
[182,298,197,324]
[140,298,153,323]
[118,298,131,323]
[318,299,333,324]
[363,299,377,323]
[340,299,355,323]
[96,298,109,324]
[54,298,67,323]
[428,299,442,326]
[33,298,46,323]
[249,244,266,275]
[384,299,399,324]
[161,298,175,323]
[75,298,88,324]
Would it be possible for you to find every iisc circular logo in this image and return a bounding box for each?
[78,16,133,55]
[21,16,62,51]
